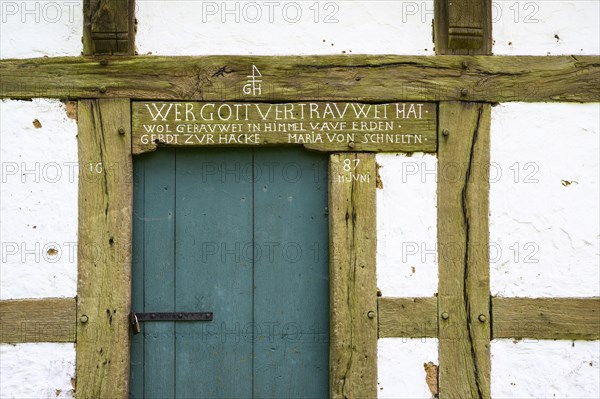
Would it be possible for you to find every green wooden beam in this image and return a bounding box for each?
[378,297,438,338]
[76,99,132,399]
[329,153,378,399]
[131,101,437,154]
[1,55,598,102]
[438,102,491,399]
[0,298,76,343]
[377,296,600,341]
[492,297,600,341]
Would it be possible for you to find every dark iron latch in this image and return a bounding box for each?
[129,311,213,335]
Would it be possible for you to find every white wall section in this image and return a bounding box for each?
[0,99,78,300]
[378,338,438,399]
[0,0,83,59]
[376,153,438,297]
[490,103,600,298]
[136,1,435,56]
[493,1,600,55]
[0,343,75,398]
[492,339,600,398]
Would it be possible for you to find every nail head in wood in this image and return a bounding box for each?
[118,127,125,135]
[348,141,356,149]
[442,129,450,137]
[367,311,376,319]
[460,88,469,96]
[441,312,449,320]
[100,59,108,66]
[80,315,89,323]
[99,86,107,94]
[478,314,487,322]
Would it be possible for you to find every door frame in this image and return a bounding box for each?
[75,98,381,398]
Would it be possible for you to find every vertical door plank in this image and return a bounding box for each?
[253,148,330,398]
[438,102,491,398]
[329,153,377,399]
[129,155,145,398]
[142,150,177,398]
[175,148,253,399]
[76,99,132,399]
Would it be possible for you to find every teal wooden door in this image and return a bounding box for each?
[130,147,329,399]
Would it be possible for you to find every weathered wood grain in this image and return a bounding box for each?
[438,102,491,399]
[378,297,437,338]
[493,297,600,340]
[435,0,492,54]
[83,0,135,55]
[1,55,598,102]
[131,101,437,154]
[372,297,600,341]
[329,153,377,399]
[0,298,76,343]
[77,99,132,399]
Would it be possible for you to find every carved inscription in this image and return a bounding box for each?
[132,102,437,154]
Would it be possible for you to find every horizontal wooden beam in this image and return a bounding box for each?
[378,297,437,338]
[1,55,598,103]
[132,101,437,154]
[378,297,600,340]
[0,298,76,343]
[492,297,600,341]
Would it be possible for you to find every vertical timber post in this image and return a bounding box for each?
[329,153,378,399]
[79,1,134,396]
[437,102,491,398]
[83,0,136,55]
[436,1,492,397]
[76,99,132,398]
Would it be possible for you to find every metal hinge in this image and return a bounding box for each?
[129,311,213,334]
